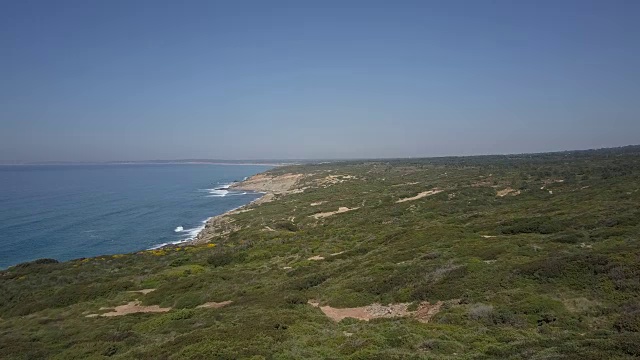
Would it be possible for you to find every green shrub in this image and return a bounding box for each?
[614,302,640,332]
[550,231,584,244]
[273,221,299,232]
[498,217,564,234]
[169,257,190,267]
[283,293,307,306]
[207,252,233,267]
[291,273,328,290]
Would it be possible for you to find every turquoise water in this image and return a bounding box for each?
[0,164,271,269]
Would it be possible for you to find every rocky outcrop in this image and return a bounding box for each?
[192,213,239,244]
[230,173,304,194]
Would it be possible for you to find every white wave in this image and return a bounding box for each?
[225,191,248,196]
[174,226,184,232]
[205,186,249,197]
[207,188,229,197]
[149,218,211,250]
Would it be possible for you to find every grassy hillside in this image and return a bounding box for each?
[1,146,639,359]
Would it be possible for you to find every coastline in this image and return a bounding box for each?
[153,185,266,250]
[185,172,305,246]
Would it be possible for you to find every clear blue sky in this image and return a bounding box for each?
[1,0,639,162]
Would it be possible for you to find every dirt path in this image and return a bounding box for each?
[311,207,359,219]
[127,288,156,295]
[396,190,442,203]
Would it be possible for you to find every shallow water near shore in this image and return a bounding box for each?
[0,164,271,269]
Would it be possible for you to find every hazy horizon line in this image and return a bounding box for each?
[1,144,638,166]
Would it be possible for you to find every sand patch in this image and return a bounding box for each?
[481,235,497,238]
[87,301,171,317]
[315,175,358,187]
[230,208,254,215]
[196,300,232,309]
[496,188,521,197]
[308,255,325,261]
[127,288,156,295]
[391,182,420,187]
[396,190,442,203]
[311,207,359,219]
[330,251,345,256]
[308,301,442,323]
[310,201,327,206]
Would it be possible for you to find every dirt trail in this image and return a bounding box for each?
[127,288,156,295]
[396,189,442,203]
[311,207,359,219]
[308,300,443,323]
[391,182,420,187]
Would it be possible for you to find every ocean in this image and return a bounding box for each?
[0,164,271,269]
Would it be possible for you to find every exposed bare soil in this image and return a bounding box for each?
[311,207,359,219]
[496,188,521,197]
[196,300,232,309]
[396,189,442,203]
[230,173,304,194]
[308,300,443,323]
[127,288,156,295]
[87,301,171,317]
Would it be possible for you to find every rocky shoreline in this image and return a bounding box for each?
[188,172,304,245]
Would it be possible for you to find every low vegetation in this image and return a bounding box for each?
[1,146,639,359]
